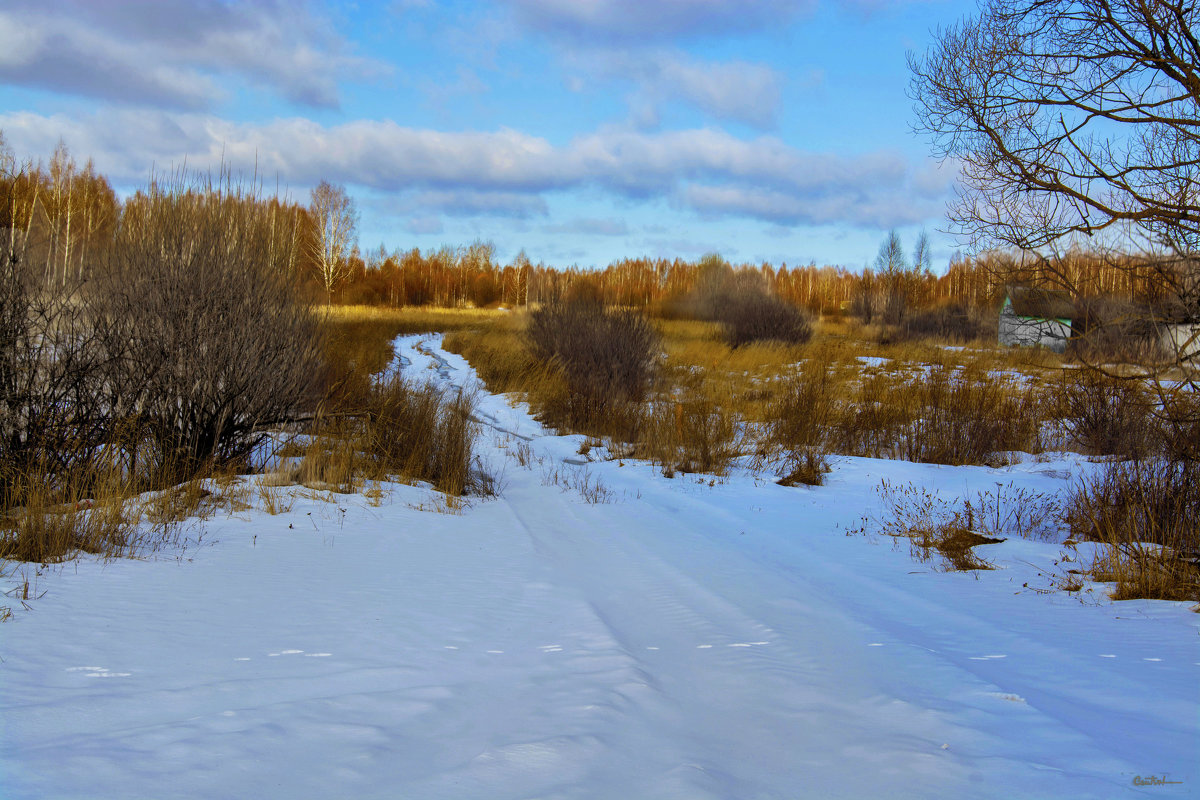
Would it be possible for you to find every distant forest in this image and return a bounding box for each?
[2,139,1171,316]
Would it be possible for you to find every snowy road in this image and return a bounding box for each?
[1,335,1196,799]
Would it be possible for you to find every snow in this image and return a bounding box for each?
[2,334,1197,799]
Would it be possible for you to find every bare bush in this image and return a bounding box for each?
[526,296,659,432]
[639,374,742,476]
[0,237,117,507]
[1068,296,1160,365]
[900,302,992,343]
[718,290,813,348]
[1157,385,1200,462]
[830,371,919,459]
[1051,369,1153,457]
[902,363,1041,465]
[93,176,325,482]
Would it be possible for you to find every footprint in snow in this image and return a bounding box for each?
[66,666,131,678]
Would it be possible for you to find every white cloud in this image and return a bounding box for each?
[571,50,782,129]
[0,109,953,230]
[0,0,384,110]
[407,190,550,218]
[503,0,813,42]
[542,218,630,236]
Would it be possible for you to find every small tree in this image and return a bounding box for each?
[875,230,908,324]
[308,180,358,304]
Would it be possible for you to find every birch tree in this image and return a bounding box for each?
[308,181,358,304]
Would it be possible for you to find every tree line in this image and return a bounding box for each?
[2,132,1187,325]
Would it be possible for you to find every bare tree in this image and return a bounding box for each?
[912,230,932,274]
[308,180,358,304]
[911,1,1199,374]
[909,1,1199,303]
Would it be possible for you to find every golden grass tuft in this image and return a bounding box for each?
[1,459,147,563]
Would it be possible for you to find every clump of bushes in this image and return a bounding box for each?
[1068,296,1160,364]
[900,302,993,343]
[526,295,659,435]
[902,363,1042,465]
[718,290,813,348]
[657,254,813,347]
[0,171,325,562]
[639,374,743,476]
[1050,368,1153,457]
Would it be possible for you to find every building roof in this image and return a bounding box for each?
[1004,285,1075,320]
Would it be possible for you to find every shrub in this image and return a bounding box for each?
[1050,368,1153,457]
[901,363,1042,465]
[764,349,837,485]
[640,374,742,476]
[1068,296,1159,364]
[1157,386,1200,462]
[830,371,919,459]
[526,297,659,433]
[717,290,814,348]
[93,177,325,482]
[0,252,113,507]
[900,302,992,343]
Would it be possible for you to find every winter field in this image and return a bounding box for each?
[1,334,1197,800]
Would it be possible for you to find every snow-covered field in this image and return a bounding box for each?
[2,335,1196,799]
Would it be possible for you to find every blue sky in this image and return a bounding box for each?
[0,0,977,271]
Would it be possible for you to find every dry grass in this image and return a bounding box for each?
[1067,458,1200,603]
[1050,368,1153,457]
[0,459,143,563]
[307,305,497,500]
[447,308,1061,477]
[876,479,1064,571]
[299,375,489,498]
[638,373,744,477]
[540,463,615,503]
[876,481,1006,571]
[761,345,839,485]
[258,479,298,515]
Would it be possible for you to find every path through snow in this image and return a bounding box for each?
[1,334,1196,799]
